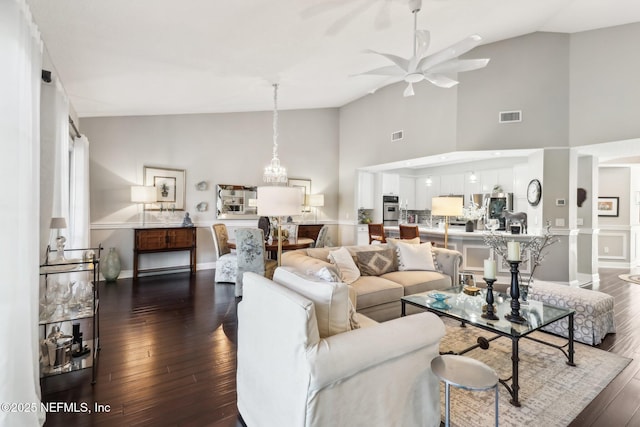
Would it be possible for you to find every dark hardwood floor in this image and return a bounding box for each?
[41,268,640,426]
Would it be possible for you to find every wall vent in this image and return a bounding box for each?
[391,130,404,141]
[499,110,522,123]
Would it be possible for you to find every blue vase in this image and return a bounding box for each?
[102,247,121,281]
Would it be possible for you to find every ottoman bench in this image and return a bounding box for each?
[528,281,616,346]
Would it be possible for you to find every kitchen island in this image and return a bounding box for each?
[384,225,576,286]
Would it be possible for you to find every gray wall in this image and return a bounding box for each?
[570,23,640,146]
[82,108,339,274]
[457,32,570,150]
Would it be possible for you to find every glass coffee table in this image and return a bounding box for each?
[402,286,576,407]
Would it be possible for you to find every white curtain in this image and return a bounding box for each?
[0,0,45,426]
[39,78,70,257]
[69,135,90,249]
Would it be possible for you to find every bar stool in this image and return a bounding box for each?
[431,355,499,427]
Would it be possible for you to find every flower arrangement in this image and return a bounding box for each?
[483,225,559,285]
[461,202,485,221]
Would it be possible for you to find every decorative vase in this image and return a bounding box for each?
[102,247,121,282]
[465,220,475,232]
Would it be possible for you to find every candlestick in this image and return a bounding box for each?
[505,261,526,324]
[483,259,496,279]
[481,278,499,320]
[507,240,521,261]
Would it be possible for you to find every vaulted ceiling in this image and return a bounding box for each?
[27,0,640,118]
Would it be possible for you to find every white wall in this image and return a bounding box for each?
[82,108,340,274]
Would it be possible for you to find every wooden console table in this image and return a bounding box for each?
[133,227,197,278]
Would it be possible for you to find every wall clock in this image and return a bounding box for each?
[527,179,542,206]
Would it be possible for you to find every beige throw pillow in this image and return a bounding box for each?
[355,248,397,275]
[327,247,361,284]
[396,241,437,271]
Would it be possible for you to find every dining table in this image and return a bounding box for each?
[227,237,315,259]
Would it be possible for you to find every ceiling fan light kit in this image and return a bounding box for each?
[357,0,490,97]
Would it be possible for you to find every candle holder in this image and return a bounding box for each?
[481,277,499,321]
[504,261,527,324]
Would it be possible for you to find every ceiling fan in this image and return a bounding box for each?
[357,0,490,96]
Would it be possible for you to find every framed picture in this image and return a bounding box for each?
[144,166,186,211]
[288,178,311,212]
[597,197,619,217]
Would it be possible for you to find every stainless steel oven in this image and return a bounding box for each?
[383,195,399,225]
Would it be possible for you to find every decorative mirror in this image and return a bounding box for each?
[216,184,258,219]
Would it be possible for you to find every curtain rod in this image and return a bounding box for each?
[68,116,81,138]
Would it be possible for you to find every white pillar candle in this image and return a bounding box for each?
[507,241,521,261]
[484,259,496,279]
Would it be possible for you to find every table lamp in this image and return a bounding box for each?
[257,186,302,266]
[50,217,67,262]
[131,185,157,227]
[307,194,324,223]
[431,197,463,248]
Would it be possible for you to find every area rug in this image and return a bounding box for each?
[439,317,631,427]
[618,274,640,284]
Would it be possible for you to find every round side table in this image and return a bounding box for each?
[431,355,499,427]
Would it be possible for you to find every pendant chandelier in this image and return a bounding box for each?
[263,83,288,184]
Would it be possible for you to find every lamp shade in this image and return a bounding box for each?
[131,186,156,203]
[431,197,463,216]
[307,194,324,207]
[50,217,67,229]
[257,186,302,217]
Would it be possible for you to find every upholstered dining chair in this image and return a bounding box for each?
[234,228,277,297]
[368,223,386,244]
[280,223,298,240]
[314,225,331,248]
[399,224,420,240]
[211,223,237,284]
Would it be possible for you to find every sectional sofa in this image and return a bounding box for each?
[282,239,463,322]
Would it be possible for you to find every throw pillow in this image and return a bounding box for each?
[327,247,361,284]
[355,248,397,276]
[313,266,341,282]
[396,241,438,271]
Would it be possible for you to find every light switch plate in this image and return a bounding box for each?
[577,218,584,226]
[555,218,565,227]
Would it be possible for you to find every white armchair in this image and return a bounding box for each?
[237,270,445,427]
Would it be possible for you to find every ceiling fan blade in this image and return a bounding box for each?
[352,65,405,77]
[428,58,490,74]
[403,82,415,97]
[417,34,483,72]
[365,49,410,71]
[423,73,459,88]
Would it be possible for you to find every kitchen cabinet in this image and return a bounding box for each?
[416,175,441,210]
[382,173,400,195]
[357,171,375,209]
[134,227,197,278]
[399,176,416,210]
[356,225,369,245]
[439,173,464,196]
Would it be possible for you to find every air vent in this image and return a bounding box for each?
[391,130,404,141]
[499,110,522,123]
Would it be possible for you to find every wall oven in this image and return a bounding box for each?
[383,195,399,226]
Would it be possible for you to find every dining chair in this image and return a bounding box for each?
[314,225,331,248]
[258,216,271,241]
[235,228,277,297]
[399,224,420,240]
[368,223,386,244]
[280,223,298,240]
[211,224,237,284]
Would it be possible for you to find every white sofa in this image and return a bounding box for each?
[236,268,446,427]
[282,242,463,322]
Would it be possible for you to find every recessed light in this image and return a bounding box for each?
[493,152,501,156]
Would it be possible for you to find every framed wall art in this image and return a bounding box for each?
[288,178,311,212]
[144,166,186,211]
[597,197,619,217]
